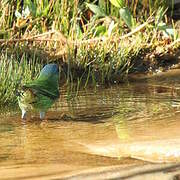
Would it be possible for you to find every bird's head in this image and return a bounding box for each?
[39,64,59,78]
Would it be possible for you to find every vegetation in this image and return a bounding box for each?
[0,53,42,106]
[0,0,179,105]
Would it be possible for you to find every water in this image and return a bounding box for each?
[1,70,180,179]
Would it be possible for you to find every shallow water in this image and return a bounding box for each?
[2,70,180,179]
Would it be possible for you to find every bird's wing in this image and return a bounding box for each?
[22,83,59,100]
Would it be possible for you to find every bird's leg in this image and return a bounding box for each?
[40,112,45,120]
[21,109,27,119]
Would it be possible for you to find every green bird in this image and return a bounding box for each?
[17,64,60,120]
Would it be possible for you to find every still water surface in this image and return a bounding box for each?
[1,71,180,179]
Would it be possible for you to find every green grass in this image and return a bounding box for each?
[0,52,42,107]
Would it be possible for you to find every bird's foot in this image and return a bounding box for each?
[40,112,45,120]
[21,109,27,120]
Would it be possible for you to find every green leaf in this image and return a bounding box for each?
[94,25,107,36]
[86,3,106,17]
[120,7,134,29]
[109,0,125,8]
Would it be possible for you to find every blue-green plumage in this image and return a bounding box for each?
[18,64,60,119]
